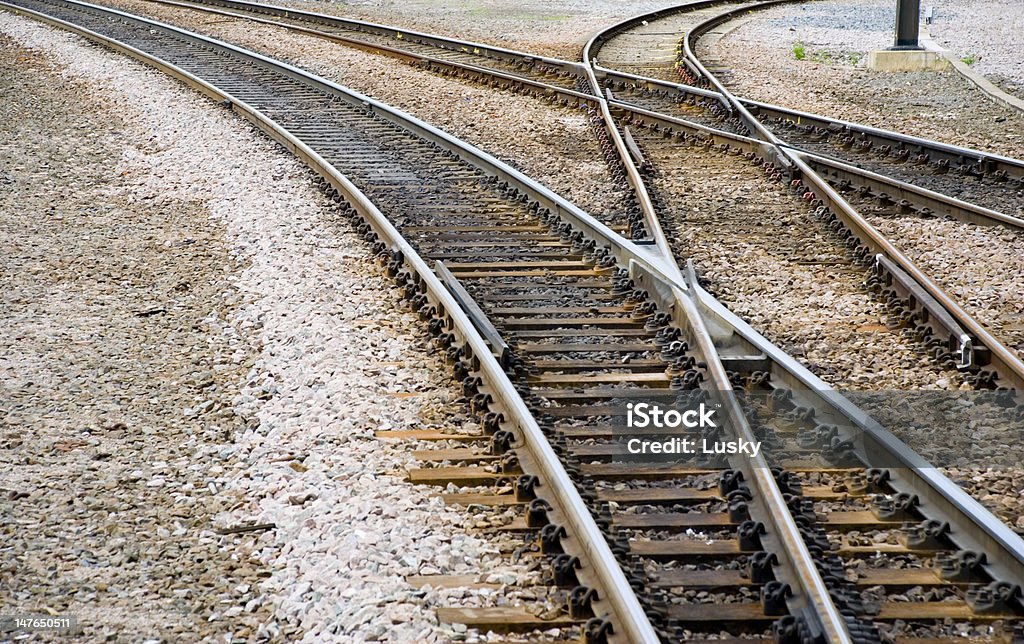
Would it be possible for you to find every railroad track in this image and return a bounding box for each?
[5,1,1024,642]
[117,0,673,252]
[106,0,1024,377]
[105,0,1024,227]
[102,0,1024,232]
[101,0,1024,366]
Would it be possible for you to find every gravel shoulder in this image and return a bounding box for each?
[278,0,687,61]
[928,0,1024,100]
[1,25,271,641]
[704,0,1024,157]
[1,11,538,642]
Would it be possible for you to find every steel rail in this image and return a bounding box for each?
[584,2,1024,628]
[609,97,1024,392]
[121,0,680,261]
[683,294,854,644]
[588,0,1024,602]
[598,70,1024,229]
[597,66,1024,186]
[586,3,1024,630]
[153,0,1024,188]
[753,99,1024,182]
[119,0,684,264]
[802,150,1024,231]
[142,0,590,77]
[578,52,681,281]
[292,0,1024,623]
[679,0,795,146]
[786,149,1024,389]
[6,1,870,638]
[125,0,748,268]
[563,40,875,626]
[628,265,856,643]
[0,1,662,639]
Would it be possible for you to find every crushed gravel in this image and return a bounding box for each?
[277,0,689,61]
[1,11,540,642]
[864,215,1024,355]
[928,0,1024,100]
[0,24,272,641]
[703,0,1024,157]
[638,137,963,390]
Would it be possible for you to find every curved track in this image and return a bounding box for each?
[105,0,1024,391]
[119,0,1024,230]
[4,0,1024,641]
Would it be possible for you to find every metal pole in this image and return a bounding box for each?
[893,0,922,49]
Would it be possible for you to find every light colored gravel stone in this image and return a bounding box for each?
[0,19,271,642]
[638,136,963,390]
[928,0,1024,98]
[704,0,1024,157]
[280,0,689,61]
[1,11,545,642]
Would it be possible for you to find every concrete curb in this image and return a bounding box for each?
[921,30,1024,114]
